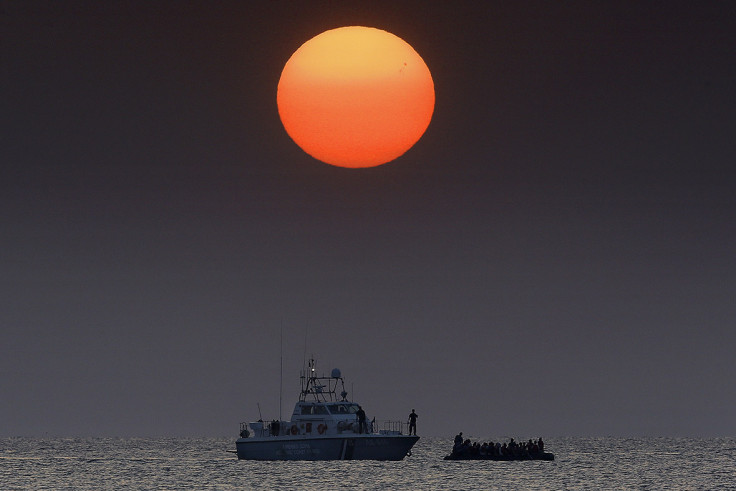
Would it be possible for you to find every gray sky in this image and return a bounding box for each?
[2,1,735,438]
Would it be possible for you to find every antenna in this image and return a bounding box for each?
[279,320,283,421]
[300,324,308,396]
[302,323,308,374]
[257,402,263,421]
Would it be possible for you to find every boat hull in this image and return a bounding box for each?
[444,452,555,461]
[236,435,419,461]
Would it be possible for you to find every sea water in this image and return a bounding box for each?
[1,437,734,489]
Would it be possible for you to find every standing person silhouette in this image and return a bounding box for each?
[356,405,367,434]
[408,409,418,436]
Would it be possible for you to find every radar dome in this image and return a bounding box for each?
[331,368,341,378]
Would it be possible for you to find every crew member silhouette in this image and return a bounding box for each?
[408,409,418,435]
[356,405,367,434]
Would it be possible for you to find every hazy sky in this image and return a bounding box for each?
[2,1,735,438]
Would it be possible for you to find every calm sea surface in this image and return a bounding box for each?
[1,437,734,490]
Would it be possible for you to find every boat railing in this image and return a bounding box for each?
[241,419,411,437]
[241,421,286,438]
[377,420,408,435]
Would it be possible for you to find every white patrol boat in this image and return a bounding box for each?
[235,359,419,460]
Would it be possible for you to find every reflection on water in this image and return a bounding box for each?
[1,436,734,490]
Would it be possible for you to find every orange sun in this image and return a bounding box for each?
[277,26,435,168]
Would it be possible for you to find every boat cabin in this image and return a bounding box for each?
[241,360,402,439]
[293,402,359,419]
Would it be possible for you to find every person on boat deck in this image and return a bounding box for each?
[452,433,463,454]
[408,409,418,435]
[356,405,367,434]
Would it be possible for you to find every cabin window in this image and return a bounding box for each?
[300,404,329,415]
[327,404,359,414]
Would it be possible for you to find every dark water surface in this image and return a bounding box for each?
[2,437,734,489]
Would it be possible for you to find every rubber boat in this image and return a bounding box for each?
[444,451,555,461]
[235,359,418,460]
